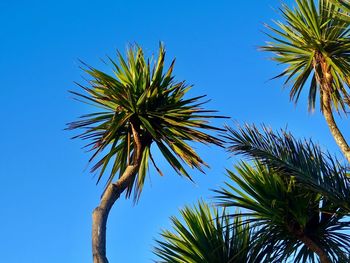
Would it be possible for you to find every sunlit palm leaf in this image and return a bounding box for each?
[332,0,350,13]
[67,44,226,200]
[154,201,252,263]
[262,0,350,113]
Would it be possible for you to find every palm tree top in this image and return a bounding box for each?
[67,43,227,200]
[262,0,350,113]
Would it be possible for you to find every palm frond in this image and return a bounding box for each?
[331,0,350,13]
[224,123,350,211]
[153,201,252,263]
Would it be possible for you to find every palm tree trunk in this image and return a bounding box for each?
[291,221,331,263]
[298,235,331,263]
[313,53,350,163]
[322,92,350,163]
[92,123,143,263]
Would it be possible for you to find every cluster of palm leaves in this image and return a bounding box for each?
[153,0,350,262]
[68,44,225,200]
[154,202,251,263]
[261,0,350,112]
[154,125,350,262]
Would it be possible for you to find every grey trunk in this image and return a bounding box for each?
[91,123,143,263]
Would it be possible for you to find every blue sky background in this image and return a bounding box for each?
[1,0,349,262]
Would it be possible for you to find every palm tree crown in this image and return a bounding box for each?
[67,44,225,200]
[262,0,350,163]
[262,0,350,112]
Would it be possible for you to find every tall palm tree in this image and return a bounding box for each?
[67,44,225,263]
[154,201,252,263]
[217,124,350,262]
[261,0,350,162]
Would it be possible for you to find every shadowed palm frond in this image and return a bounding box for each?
[67,44,227,200]
[215,161,350,262]
[154,201,252,263]
[224,124,350,211]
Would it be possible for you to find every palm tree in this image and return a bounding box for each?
[154,201,252,263]
[67,44,225,263]
[261,0,350,162]
[216,124,350,262]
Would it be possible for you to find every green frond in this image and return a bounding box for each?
[153,201,252,263]
[67,43,227,201]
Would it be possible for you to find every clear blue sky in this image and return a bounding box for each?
[1,0,348,262]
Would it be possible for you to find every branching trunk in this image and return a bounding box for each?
[313,52,350,163]
[92,123,143,263]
